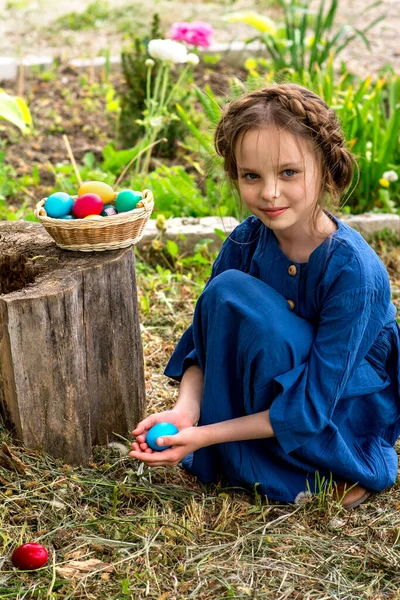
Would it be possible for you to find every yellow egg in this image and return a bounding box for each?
[84,214,103,219]
[78,181,115,203]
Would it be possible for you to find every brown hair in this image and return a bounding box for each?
[214,83,357,234]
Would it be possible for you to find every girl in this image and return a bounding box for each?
[130,83,400,508]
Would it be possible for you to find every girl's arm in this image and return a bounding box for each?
[175,367,275,443]
[201,411,275,446]
[174,364,204,424]
[130,410,275,467]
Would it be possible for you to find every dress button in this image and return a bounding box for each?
[287,299,295,310]
[288,265,297,276]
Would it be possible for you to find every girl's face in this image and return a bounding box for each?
[235,126,322,235]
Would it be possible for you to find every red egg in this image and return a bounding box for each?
[72,193,103,219]
[11,543,49,570]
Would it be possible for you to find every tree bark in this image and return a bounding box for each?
[0,221,145,465]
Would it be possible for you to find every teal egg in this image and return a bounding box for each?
[44,192,74,218]
[145,422,179,451]
[115,190,142,213]
[101,204,117,217]
[58,214,76,220]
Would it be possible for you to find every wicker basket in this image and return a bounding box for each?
[35,189,154,252]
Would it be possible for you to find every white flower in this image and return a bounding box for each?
[145,58,155,68]
[329,517,346,530]
[50,499,67,510]
[294,490,313,505]
[108,442,129,456]
[382,170,398,182]
[149,116,163,128]
[186,52,200,65]
[148,39,188,64]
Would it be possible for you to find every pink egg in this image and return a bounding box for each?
[73,193,103,219]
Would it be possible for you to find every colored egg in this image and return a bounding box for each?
[12,543,49,570]
[78,181,115,203]
[44,192,74,218]
[115,190,142,213]
[145,422,179,451]
[101,204,117,217]
[72,193,103,219]
[84,214,103,219]
[58,214,76,220]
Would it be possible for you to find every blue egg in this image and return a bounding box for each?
[44,192,74,218]
[58,214,76,220]
[145,422,179,451]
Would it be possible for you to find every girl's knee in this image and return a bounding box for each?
[202,270,249,303]
[205,269,287,310]
[212,269,250,288]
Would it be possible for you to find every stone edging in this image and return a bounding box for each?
[0,41,264,82]
[137,213,400,254]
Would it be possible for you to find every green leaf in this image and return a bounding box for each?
[0,91,31,131]
[214,228,228,241]
[15,96,32,126]
[195,86,221,128]
[166,239,179,258]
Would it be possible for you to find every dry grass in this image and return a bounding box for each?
[0,232,399,599]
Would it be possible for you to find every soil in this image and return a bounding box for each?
[0,60,245,205]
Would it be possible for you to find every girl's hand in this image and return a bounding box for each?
[131,409,196,454]
[129,426,207,467]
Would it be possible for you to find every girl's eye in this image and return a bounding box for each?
[243,173,259,181]
[282,169,297,177]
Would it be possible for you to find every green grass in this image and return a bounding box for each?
[1,427,400,599]
[0,235,399,599]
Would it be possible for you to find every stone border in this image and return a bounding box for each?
[137,213,400,254]
[0,41,264,82]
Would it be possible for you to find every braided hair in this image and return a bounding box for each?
[215,83,356,224]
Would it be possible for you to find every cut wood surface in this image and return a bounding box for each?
[0,221,145,465]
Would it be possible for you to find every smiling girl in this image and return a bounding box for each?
[130,83,400,508]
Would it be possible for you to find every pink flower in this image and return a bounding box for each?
[170,21,214,49]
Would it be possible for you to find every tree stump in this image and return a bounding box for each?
[0,221,145,465]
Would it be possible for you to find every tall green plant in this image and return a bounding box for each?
[226,0,384,74]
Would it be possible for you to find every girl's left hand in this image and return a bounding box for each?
[129,426,207,467]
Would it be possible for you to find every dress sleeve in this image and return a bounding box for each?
[163,226,247,381]
[269,285,391,454]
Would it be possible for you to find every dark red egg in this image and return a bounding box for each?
[11,543,49,570]
[72,193,103,218]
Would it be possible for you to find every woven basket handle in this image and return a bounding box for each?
[34,199,47,219]
[137,189,154,210]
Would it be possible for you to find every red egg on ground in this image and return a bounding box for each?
[11,542,49,570]
[72,193,103,219]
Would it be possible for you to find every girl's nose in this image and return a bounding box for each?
[261,180,281,200]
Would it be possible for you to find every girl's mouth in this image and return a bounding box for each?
[263,208,288,218]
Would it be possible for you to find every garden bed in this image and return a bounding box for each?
[0,60,245,206]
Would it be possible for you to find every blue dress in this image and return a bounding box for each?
[164,211,400,502]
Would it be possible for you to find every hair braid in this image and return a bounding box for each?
[215,83,357,212]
